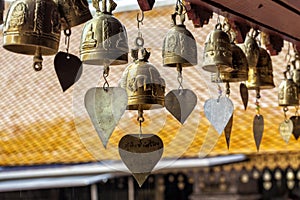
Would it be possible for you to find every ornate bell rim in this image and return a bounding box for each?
[3,0,61,56]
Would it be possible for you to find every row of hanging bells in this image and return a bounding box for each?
[278,46,300,143]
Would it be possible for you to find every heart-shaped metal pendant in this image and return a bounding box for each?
[240,83,248,110]
[165,89,197,124]
[290,116,300,140]
[253,115,264,151]
[224,114,233,149]
[118,134,163,187]
[204,96,234,135]
[85,87,128,148]
[54,51,82,92]
[279,119,293,143]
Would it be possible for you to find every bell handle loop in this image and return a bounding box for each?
[172,0,186,26]
[215,23,222,30]
[33,47,43,71]
[248,28,259,39]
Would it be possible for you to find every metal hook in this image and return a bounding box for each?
[137,11,144,29]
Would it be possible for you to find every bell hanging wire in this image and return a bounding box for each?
[3,0,61,71]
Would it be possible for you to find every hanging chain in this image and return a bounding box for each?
[216,67,222,102]
[283,107,288,122]
[64,29,71,58]
[177,64,184,94]
[255,89,261,116]
[103,64,110,91]
[225,82,230,97]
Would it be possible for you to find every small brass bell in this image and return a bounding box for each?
[211,43,248,82]
[56,0,92,30]
[3,0,61,70]
[278,70,299,107]
[80,0,128,65]
[120,48,165,110]
[247,47,275,90]
[162,4,197,68]
[202,23,233,73]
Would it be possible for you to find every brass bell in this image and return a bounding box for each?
[80,0,128,65]
[162,3,197,67]
[211,43,248,82]
[56,0,92,30]
[246,47,275,90]
[238,29,260,70]
[202,23,233,73]
[3,0,61,57]
[120,48,165,110]
[278,71,299,106]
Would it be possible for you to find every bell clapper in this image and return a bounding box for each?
[33,47,43,71]
[255,88,261,117]
[295,106,299,120]
[64,29,71,59]
[137,105,145,139]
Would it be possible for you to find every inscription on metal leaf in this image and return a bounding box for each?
[253,115,264,151]
[204,96,234,135]
[279,119,293,143]
[165,89,197,124]
[119,134,163,187]
[85,87,127,148]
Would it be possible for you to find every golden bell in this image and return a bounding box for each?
[238,30,260,70]
[211,43,248,82]
[3,0,61,55]
[120,48,165,110]
[246,47,275,90]
[80,0,128,65]
[278,71,299,106]
[162,7,197,67]
[56,0,92,30]
[202,24,233,73]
